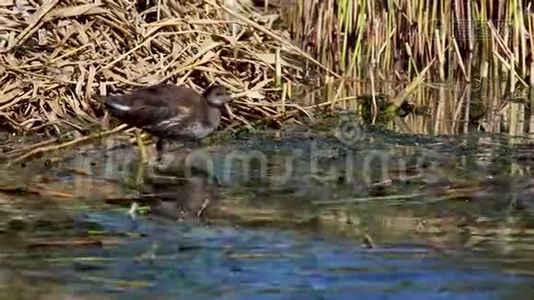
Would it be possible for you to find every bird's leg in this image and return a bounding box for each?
[156,138,164,162]
[136,131,148,164]
[135,130,148,186]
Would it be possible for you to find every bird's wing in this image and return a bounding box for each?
[104,84,200,129]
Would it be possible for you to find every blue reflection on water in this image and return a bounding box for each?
[36,211,532,299]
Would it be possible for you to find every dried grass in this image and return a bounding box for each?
[0,0,323,135]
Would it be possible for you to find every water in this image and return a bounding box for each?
[1,116,534,299]
[7,214,533,299]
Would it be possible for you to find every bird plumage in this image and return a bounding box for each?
[102,84,230,142]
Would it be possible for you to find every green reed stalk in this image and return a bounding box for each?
[284,0,533,109]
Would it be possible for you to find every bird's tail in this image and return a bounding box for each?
[101,95,133,119]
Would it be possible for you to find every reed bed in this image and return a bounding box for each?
[2,0,533,140]
[0,0,324,136]
[288,0,533,84]
[284,0,534,134]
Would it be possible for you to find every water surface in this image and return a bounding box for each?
[1,116,534,299]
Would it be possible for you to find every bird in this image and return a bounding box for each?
[102,84,232,158]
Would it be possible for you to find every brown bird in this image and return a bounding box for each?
[103,84,232,155]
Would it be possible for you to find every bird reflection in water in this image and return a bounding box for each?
[140,146,220,221]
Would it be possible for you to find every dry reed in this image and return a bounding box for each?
[288,0,533,85]
[285,0,534,134]
[0,0,323,136]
